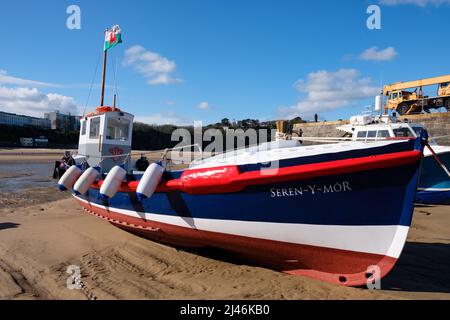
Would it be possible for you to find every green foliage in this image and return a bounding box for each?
[0,124,79,148]
[0,116,305,149]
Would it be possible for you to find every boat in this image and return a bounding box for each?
[61,116,426,286]
[57,26,428,286]
[336,113,450,204]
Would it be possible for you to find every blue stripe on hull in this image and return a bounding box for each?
[240,139,418,172]
[80,163,420,227]
[419,153,450,189]
[416,189,450,204]
[417,152,450,204]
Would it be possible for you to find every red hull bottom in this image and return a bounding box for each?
[77,199,397,287]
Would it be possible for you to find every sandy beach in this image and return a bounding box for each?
[0,149,449,300]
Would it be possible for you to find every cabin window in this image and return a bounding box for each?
[392,92,398,99]
[377,130,389,138]
[106,117,130,141]
[357,131,367,139]
[367,131,377,138]
[393,128,413,138]
[89,117,101,139]
[342,132,352,138]
[411,126,423,136]
[81,120,86,135]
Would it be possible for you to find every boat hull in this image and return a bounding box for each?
[77,199,399,286]
[74,155,421,286]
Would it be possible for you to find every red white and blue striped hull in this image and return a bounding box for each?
[74,139,423,286]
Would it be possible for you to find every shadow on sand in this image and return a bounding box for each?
[187,242,450,295]
[383,241,450,294]
[128,227,450,294]
[0,222,20,230]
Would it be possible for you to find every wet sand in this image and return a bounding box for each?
[0,150,449,300]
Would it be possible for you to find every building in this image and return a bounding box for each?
[33,136,49,147]
[0,111,51,129]
[19,137,33,147]
[44,111,80,132]
[19,136,48,147]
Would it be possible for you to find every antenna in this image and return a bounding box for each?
[112,55,120,109]
[82,48,102,117]
[374,71,384,114]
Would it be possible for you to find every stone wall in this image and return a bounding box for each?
[292,112,450,145]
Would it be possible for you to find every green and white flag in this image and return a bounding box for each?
[104,25,122,51]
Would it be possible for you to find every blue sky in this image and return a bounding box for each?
[0,0,449,125]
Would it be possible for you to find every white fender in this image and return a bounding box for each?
[57,165,82,191]
[136,162,164,202]
[73,167,100,195]
[99,165,127,199]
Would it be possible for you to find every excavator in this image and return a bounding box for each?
[383,74,450,115]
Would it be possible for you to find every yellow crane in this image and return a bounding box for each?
[383,74,450,115]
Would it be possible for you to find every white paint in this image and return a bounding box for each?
[58,165,82,190]
[136,163,164,199]
[189,140,406,170]
[73,167,99,195]
[99,166,127,198]
[417,187,450,191]
[375,95,383,112]
[75,196,409,258]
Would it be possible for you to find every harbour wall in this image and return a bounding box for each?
[292,113,450,145]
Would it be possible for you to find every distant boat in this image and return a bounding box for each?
[337,114,450,204]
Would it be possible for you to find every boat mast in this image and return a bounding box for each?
[100,45,107,106]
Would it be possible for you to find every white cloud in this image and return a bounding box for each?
[359,47,398,61]
[0,86,80,117]
[380,0,450,6]
[123,45,182,86]
[135,111,192,126]
[0,70,61,88]
[0,69,117,90]
[197,101,212,110]
[279,69,380,119]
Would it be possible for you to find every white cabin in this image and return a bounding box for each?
[76,107,134,172]
[337,115,427,142]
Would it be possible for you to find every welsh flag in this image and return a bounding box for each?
[104,25,122,51]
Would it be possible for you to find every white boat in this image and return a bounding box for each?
[337,114,450,204]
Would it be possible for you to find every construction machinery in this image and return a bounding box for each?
[383,74,450,115]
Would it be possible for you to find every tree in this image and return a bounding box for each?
[221,118,231,126]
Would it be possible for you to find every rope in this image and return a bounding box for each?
[290,136,409,143]
[82,47,103,117]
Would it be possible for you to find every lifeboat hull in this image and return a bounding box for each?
[73,139,422,286]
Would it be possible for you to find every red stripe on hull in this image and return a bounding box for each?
[90,150,421,195]
[76,199,397,287]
